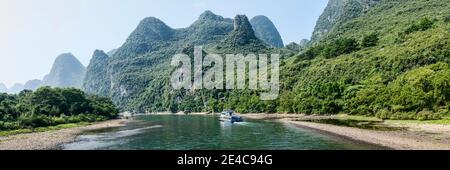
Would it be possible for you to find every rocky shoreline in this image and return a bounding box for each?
[0,119,128,150]
[241,114,450,150]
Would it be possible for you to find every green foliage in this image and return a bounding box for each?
[213,15,270,54]
[397,18,436,44]
[404,18,435,35]
[83,50,111,97]
[0,87,118,131]
[347,63,450,118]
[97,11,236,111]
[82,0,450,122]
[279,0,450,120]
[285,42,300,52]
[387,63,450,112]
[445,15,450,23]
[296,37,360,61]
[322,38,360,59]
[361,32,379,47]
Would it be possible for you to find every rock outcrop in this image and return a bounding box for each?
[250,15,284,48]
[42,53,86,88]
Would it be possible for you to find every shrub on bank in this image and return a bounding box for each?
[375,109,442,120]
[0,87,118,131]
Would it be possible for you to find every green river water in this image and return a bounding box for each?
[62,115,384,150]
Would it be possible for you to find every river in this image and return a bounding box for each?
[62,115,383,150]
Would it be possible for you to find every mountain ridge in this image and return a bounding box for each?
[250,15,284,48]
[213,15,270,54]
[0,83,7,93]
[23,79,43,91]
[8,83,24,94]
[80,1,450,119]
[311,0,380,42]
[42,53,86,89]
[85,11,276,111]
[83,50,111,97]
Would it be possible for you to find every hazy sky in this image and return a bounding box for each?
[0,0,328,87]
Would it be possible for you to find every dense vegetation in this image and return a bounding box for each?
[84,11,234,110]
[280,0,450,120]
[83,50,111,97]
[83,0,450,120]
[0,87,118,131]
[84,11,283,112]
[171,0,450,120]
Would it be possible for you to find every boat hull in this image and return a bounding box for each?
[220,115,243,123]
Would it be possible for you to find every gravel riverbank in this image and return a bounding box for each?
[241,114,450,150]
[0,119,128,150]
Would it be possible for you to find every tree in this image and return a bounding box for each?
[361,32,379,47]
[322,38,359,58]
[404,18,435,35]
[285,42,300,51]
[0,87,119,130]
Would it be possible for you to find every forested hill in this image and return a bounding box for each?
[83,0,450,120]
[311,0,380,42]
[83,50,111,97]
[83,11,284,112]
[282,0,450,120]
[87,11,236,110]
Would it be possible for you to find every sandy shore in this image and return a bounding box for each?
[241,114,450,150]
[0,119,128,150]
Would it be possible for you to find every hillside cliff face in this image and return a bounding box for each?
[43,53,86,88]
[84,11,278,111]
[113,17,175,60]
[83,1,450,118]
[214,15,269,53]
[182,10,234,45]
[95,11,240,110]
[311,0,380,42]
[250,15,284,48]
[83,50,111,97]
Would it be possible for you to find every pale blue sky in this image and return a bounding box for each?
[0,0,328,87]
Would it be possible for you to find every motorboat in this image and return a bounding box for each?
[220,110,243,123]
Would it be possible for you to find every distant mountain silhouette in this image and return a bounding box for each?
[250,15,284,48]
[43,53,86,88]
[0,83,8,93]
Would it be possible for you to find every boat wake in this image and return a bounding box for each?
[220,121,252,127]
[63,125,164,150]
[234,122,252,126]
[113,125,163,138]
